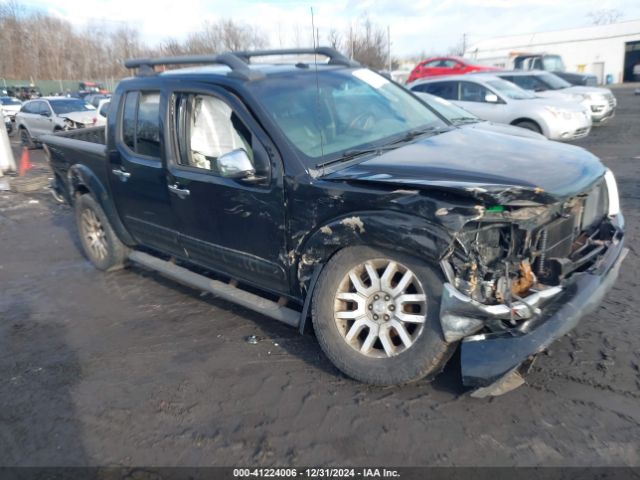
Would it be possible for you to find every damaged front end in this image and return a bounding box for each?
[438,171,626,396]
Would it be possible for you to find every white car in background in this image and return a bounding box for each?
[0,96,22,123]
[96,98,110,121]
[3,111,13,134]
[408,74,592,141]
[492,71,617,124]
[414,91,547,141]
[16,97,105,147]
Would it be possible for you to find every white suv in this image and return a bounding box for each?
[16,97,105,147]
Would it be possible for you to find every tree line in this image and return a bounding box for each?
[0,1,392,83]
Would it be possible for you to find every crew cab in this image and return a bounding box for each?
[41,48,626,397]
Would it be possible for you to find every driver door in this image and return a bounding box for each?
[166,88,289,293]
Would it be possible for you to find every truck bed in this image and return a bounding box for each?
[41,126,108,188]
[44,126,106,145]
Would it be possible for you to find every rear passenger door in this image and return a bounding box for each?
[109,90,181,256]
[165,88,289,293]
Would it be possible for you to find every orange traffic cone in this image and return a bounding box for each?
[18,147,31,176]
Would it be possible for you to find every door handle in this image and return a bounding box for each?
[112,168,131,182]
[168,183,190,199]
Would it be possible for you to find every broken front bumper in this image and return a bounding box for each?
[440,218,627,395]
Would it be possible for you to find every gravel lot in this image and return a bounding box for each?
[1,85,639,468]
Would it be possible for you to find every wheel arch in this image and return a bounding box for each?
[510,117,545,135]
[294,210,452,301]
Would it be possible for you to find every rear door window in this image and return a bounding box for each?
[121,91,161,159]
[413,81,458,100]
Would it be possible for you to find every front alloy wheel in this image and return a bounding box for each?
[334,259,427,358]
[312,246,455,386]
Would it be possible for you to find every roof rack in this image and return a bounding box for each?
[124,47,359,79]
[123,53,265,80]
[233,47,360,67]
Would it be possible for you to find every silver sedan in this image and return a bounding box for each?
[407,74,592,141]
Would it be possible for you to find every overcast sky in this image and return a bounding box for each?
[18,0,640,57]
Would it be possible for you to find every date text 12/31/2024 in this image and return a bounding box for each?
[233,468,400,478]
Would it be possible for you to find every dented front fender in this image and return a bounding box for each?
[294,210,453,294]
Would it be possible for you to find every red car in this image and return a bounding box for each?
[407,56,500,83]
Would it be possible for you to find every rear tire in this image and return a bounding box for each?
[20,127,36,149]
[75,194,129,271]
[311,246,455,386]
[513,120,542,134]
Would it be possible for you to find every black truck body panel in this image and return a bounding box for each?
[40,54,625,394]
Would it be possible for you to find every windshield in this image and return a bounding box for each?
[542,55,565,72]
[416,93,478,123]
[0,97,21,105]
[538,72,572,90]
[486,79,536,100]
[49,99,95,114]
[248,68,446,163]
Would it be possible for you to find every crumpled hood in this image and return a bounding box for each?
[564,86,613,96]
[60,110,97,125]
[323,128,606,205]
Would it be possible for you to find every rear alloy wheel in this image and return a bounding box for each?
[80,207,109,262]
[75,194,129,271]
[312,246,455,386]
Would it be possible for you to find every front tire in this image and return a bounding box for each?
[514,120,542,134]
[311,246,455,385]
[75,194,129,271]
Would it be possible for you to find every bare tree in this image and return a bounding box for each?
[587,9,624,25]
[0,1,271,84]
[349,16,388,70]
[327,29,342,51]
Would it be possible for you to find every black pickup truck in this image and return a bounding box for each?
[41,48,626,397]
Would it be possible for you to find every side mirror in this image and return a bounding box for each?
[485,93,499,103]
[216,148,256,179]
[40,110,51,117]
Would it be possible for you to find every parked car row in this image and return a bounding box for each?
[402,53,615,140]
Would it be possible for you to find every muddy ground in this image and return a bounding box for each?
[1,86,639,468]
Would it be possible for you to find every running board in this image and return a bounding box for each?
[128,251,300,327]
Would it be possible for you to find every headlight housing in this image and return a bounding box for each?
[545,106,572,120]
[604,169,620,216]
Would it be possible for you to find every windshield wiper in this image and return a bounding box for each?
[315,126,444,169]
[449,117,479,124]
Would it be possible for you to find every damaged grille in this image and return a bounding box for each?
[535,180,608,281]
[446,179,611,304]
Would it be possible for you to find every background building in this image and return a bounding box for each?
[465,19,640,84]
